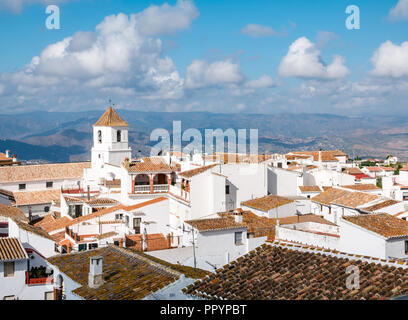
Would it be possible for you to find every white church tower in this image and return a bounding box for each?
[91,106,132,169]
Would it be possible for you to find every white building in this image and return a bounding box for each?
[339,213,408,259]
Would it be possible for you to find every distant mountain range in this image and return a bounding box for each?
[1,110,408,162]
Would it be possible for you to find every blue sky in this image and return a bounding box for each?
[0,0,407,115]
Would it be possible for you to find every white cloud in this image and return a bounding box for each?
[371,40,408,78]
[245,75,277,89]
[278,37,350,79]
[0,0,67,13]
[135,0,199,36]
[241,24,276,38]
[388,0,408,21]
[185,60,244,89]
[0,4,196,104]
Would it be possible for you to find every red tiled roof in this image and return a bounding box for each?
[125,157,172,173]
[331,192,379,208]
[94,107,128,127]
[242,195,294,212]
[344,213,408,239]
[183,243,408,300]
[185,217,245,232]
[0,162,90,183]
[311,188,351,206]
[0,204,28,222]
[0,238,27,261]
[13,189,61,206]
[341,184,380,191]
[179,164,217,178]
[299,186,322,192]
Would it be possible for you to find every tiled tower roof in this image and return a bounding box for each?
[94,107,128,127]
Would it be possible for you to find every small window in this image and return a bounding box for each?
[4,262,15,277]
[115,213,123,221]
[117,130,121,142]
[44,292,54,300]
[78,244,87,252]
[226,185,230,195]
[329,207,331,214]
[18,184,26,190]
[97,130,102,143]
[46,181,53,188]
[3,295,15,300]
[405,241,408,254]
[44,206,50,213]
[235,232,243,245]
[88,243,98,250]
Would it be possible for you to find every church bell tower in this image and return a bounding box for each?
[91,106,132,169]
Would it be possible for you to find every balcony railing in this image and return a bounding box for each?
[133,184,169,194]
[153,184,169,193]
[134,185,150,193]
[25,271,53,286]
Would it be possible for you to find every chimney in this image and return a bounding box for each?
[5,150,9,158]
[234,214,243,224]
[88,256,103,288]
[12,154,17,162]
[318,151,322,163]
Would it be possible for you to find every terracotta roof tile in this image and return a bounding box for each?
[93,107,128,127]
[179,164,217,178]
[0,162,90,183]
[290,150,346,162]
[332,192,379,208]
[13,189,61,206]
[0,238,27,261]
[311,188,352,206]
[125,157,172,173]
[341,184,380,191]
[299,186,322,192]
[183,244,408,300]
[219,210,275,237]
[362,200,401,212]
[0,204,28,222]
[47,246,181,300]
[185,217,245,232]
[242,195,294,212]
[85,198,119,206]
[344,213,408,239]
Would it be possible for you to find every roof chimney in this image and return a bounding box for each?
[5,150,9,158]
[234,214,243,224]
[88,256,103,288]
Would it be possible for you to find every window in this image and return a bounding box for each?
[44,292,54,300]
[117,130,122,142]
[329,207,331,214]
[97,130,102,143]
[18,184,26,190]
[3,295,15,300]
[78,244,87,252]
[225,185,230,195]
[88,243,98,250]
[115,213,123,221]
[46,181,53,188]
[44,206,50,213]
[4,262,15,277]
[235,232,243,245]
[405,241,408,254]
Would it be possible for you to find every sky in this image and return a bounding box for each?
[0,0,407,115]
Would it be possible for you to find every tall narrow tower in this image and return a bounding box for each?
[91,107,132,169]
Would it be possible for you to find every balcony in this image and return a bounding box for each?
[26,267,53,286]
